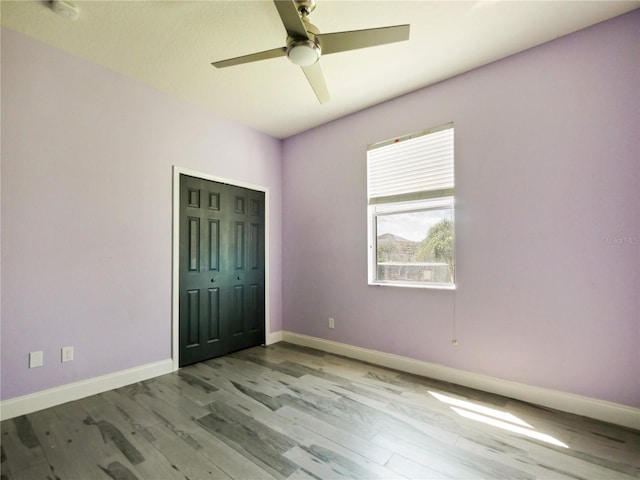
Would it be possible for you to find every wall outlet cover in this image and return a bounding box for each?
[29,351,44,368]
[62,346,74,362]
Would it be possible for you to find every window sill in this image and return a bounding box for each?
[368,281,456,290]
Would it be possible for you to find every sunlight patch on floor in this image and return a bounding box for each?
[429,391,569,448]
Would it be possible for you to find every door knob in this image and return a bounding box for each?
[211,278,216,283]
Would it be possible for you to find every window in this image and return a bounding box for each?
[367,123,455,288]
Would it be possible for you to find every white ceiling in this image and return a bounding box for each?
[2,0,638,138]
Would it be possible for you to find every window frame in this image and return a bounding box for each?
[367,123,455,289]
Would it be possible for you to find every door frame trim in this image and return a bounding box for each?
[171,166,272,371]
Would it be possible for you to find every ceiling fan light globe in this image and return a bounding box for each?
[287,40,321,66]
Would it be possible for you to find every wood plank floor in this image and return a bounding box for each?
[2,342,639,479]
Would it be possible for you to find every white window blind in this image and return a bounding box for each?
[368,123,454,205]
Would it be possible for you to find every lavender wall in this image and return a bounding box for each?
[1,28,283,400]
[282,11,639,407]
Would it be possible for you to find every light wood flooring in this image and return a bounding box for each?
[1,342,639,479]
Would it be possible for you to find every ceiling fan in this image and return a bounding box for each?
[212,0,410,104]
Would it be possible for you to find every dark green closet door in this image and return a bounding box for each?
[179,174,265,366]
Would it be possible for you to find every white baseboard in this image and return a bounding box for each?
[0,331,286,421]
[282,331,639,430]
[266,330,284,345]
[0,359,173,421]
[4,336,636,430]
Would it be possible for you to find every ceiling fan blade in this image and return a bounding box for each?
[317,24,410,55]
[302,62,330,104]
[212,47,286,68]
[273,0,309,39]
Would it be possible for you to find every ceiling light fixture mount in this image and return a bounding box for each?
[50,0,80,20]
[294,0,317,16]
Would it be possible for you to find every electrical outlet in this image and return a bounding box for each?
[62,346,74,362]
[29,351,44,368]
[328,317,335,329]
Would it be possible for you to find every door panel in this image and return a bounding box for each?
[186,289,199,347]
[234,222,245,269]
[232,285,244,336]
[248,284,262,334]
[188,217,200,271]
[207,287,220,343]
[179,175,265,366]
[208,220,220,270]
